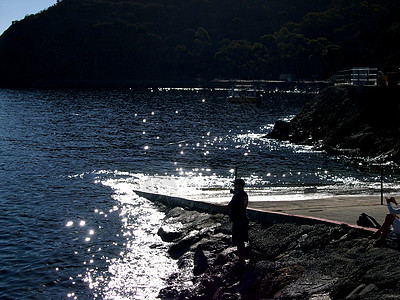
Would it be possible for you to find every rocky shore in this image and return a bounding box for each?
[267,86,400,164]
[156,206,400,300]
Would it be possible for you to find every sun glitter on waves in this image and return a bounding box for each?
[86,174,193,299]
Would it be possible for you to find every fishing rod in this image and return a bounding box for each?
[381,166,383,205]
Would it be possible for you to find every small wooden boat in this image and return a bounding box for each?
[227,85,262,103]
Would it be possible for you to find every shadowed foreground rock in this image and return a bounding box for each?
[157,207,400,300]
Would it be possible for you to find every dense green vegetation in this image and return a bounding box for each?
[0,0,399,86]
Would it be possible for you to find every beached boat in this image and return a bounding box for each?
[227,85,262,103]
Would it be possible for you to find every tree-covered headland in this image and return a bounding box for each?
[0,0,399,87]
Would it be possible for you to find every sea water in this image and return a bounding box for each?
[1,86,399,299]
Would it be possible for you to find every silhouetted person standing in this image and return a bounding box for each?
[228,178,249,262]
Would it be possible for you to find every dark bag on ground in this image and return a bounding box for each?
[356,213,381,229]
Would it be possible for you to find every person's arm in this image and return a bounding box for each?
[387,197,400,214]
[243,194,248,209]
[228,198,233,209]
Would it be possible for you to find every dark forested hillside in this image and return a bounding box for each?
[0,0,399,87]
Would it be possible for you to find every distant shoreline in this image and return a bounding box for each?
[0,78,332,89]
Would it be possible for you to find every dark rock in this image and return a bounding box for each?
[267,86,400,164]
[286,224,333,252]
[257,264,306,299]
[253,260,279,278]
[191,232,231,257]
[279,270,337,299]
[162,208,229,259]
[168,230,203,259]
[330,224,351,241]
[266,119,292,140]
[249,223,323,259]
[345,283,379,299]
[345,283,367,299]
[214,247,237,266]
[358,283,378,296]
[194,246,209,275]
[212,287,242,300]
[229,263,263,299]
[177,252,193,269]
[157,225,183,242]
[189,274,225,299]
[165,206,186,218]
[158,286,188,300]
[220,260,247,285]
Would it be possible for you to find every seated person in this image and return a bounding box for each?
[371,197,400,245]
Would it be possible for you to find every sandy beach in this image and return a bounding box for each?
[196,192,389,228]
[248,194,388,226]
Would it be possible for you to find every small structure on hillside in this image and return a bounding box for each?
[335,67,379,86]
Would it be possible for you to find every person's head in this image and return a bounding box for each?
[233,178,245,191]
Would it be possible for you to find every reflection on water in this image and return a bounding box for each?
[83,177,190,299]
[58,172,193,299]
[1,86,400,299]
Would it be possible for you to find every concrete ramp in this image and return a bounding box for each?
[134,190,376,232]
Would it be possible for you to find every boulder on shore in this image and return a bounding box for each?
[267,86,400,163]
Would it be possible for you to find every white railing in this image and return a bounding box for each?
[335,67,378,86]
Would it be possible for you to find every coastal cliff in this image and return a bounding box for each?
[268,86,400,164]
